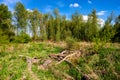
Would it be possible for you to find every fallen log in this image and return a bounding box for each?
[38,59,52,70]
[49,50,82,62]
[56,50,82,65]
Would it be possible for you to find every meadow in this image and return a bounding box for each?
[0,41,120,80]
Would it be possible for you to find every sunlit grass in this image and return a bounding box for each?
[0,41,120,80]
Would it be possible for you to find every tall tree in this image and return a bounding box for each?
[53,8,61,41]
[14,2,28,35]
[85,9,98,41]
[113,15,120,42]
[0,4,14,42]
[60,15,67,40]
[47,13,55,40]
[71,11,84,40]
[40,14,48,40]
[29,9,41,40]
[100,12,115,42]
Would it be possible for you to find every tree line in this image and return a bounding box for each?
[0,2,120,43]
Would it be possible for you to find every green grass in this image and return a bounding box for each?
[0,42,63,80]
[0,42,120,80]
[32,65,57,80]
[76,48,120,80]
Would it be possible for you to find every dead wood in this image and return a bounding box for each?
[38,59,52,70]
[56,50,82,65]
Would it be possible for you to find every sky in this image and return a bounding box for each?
[0,0,120,24]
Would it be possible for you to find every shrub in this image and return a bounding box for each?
[92,37,105,53]
[65,37,79,50]
[66,37,75,50]
[0,35,9,43]
[13,31,31,43]
[0,29,9,43]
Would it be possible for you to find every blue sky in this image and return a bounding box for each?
[0,0,120,21]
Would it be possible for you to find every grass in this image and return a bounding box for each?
[0,41,120,80]
[0,42,63,80]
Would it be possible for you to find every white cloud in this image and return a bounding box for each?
[83,15,88,21]
[27,9,33,12]
[98,18,105,27]
[88,0,92,4]
[83,15,105,27]
[97,11,107,16]
[69,3,80,8]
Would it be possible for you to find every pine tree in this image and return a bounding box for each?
[100,12,115,42]
[85,9,98,41]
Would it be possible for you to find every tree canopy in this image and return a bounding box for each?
[0,3,120,43]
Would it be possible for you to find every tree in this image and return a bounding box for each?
[47,13,55,40]
[113,15,120,42]
[29,9,41,40]
[100,12,115,42]
[85,9,98,41]
[14,2,28,35]
[60,15,67,40]
[71,11,84,40]
[53,8,61,41]
[0,4,14,43]
[40,14,48,40]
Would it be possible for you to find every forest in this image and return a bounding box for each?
[0,2,120,80]
[0,2,120,43]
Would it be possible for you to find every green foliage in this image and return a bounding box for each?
[0,32,9,43]
[14,31,31,43]
[0,42,120,80]
[65,37,76,50]
[114,63,120,74]
[0,4,15,43]
[113,15,120,42]
[100,12,115,42]
[69,67,82,80]
[100,24,115,42]
[29,9,42,40]
[1,2,120,80]
[0,3,120,42]
[0,42,64,80]
[92,37,105,53]
[0,4,12,24]
[85,9,99,41]
[65,37,82,50]
[32,65,57,80]
[53,9,61,41]
[14,2,28,34]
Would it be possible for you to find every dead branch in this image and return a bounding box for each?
[56,50,82,65]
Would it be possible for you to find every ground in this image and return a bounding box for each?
[0,41,120,80]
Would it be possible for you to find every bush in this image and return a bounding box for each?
[68,67,82,80]
[92,37,105,53]
[0,35,9,43]
[13,32,31,43]
[0,29,9,43]
[65,37,80,50]
[65,37,75,50]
